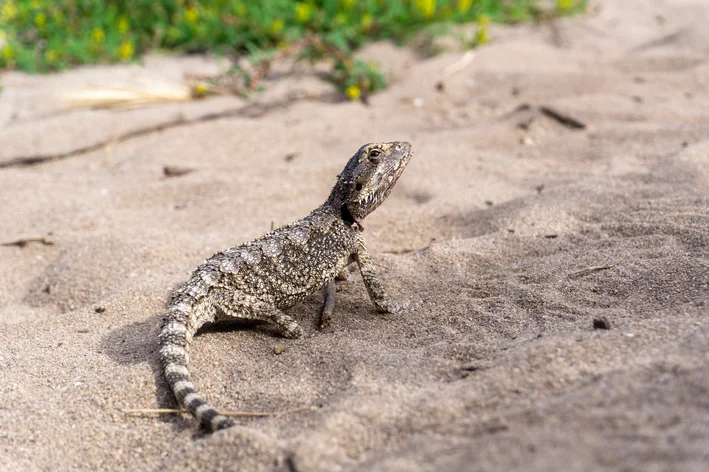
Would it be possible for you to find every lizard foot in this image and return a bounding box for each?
[378,300,409,314]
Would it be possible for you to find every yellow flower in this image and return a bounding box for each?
[295,3,312,23]
[117,16,130,34]
[1,2,18,22]
[271,19,284,35]
[415,0,436,19]
[475,14,490,45]
[458,0,473,13]
[45,49,59,63]
[557,0,574,12]
[193,82,210,97]
[51,8,64,24]
[345,84,361,101]
[119,41,134,60]
[91,27,105,43]
[35,12,47,28]
[361,14,373,29]
[184,6,199,23]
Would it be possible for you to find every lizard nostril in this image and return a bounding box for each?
[355,183,363,191]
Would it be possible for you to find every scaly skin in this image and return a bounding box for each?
[158,142,413,432]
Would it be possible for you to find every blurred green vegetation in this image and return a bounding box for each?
[0,0,586,97]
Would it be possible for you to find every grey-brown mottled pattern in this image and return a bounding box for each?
[158,142,413,432]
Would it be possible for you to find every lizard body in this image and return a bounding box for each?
[158,141,412,432]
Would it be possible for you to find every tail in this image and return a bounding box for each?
[159,287,232,432]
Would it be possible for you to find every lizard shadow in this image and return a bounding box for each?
[99,313,291,435]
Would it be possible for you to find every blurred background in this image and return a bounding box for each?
[0,0,586,101]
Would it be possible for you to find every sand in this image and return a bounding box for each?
[1,0,708,470]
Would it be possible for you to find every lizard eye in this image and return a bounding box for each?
[368,149,381,162]
[355,183,363,191]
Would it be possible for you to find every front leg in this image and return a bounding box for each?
[354,241,404,313]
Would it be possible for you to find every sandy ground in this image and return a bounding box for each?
[1,0,708,470]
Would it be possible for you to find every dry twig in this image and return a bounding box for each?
[442,51,476,77]
[122,405,317,417]
[384,238,435,256]
[1,237,54,248]
[539,106,586,130]
[569,265,613,279]
[0,92,329,169]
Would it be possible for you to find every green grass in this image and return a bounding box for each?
[0,0,585,98]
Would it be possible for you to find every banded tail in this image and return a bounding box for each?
[159,288,232,432]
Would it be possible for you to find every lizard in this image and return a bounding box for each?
[158,141,413,432]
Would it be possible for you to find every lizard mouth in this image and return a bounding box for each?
[342,142,413,222]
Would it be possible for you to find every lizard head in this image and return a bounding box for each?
[333,141,413,223]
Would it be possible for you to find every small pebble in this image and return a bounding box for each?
[273,344,286,355]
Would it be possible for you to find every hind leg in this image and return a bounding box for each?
[213,291,303,339]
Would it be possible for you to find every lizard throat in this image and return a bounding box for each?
[340,204,364,231]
